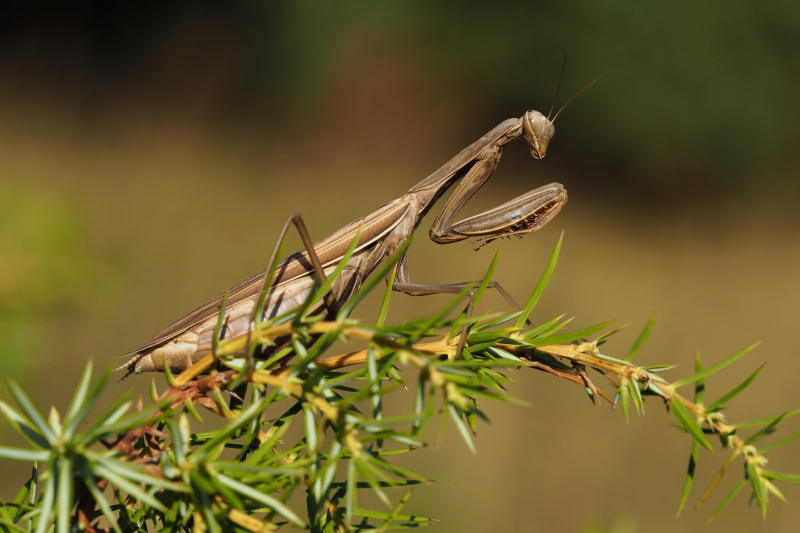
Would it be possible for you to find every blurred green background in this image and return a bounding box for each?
[1,2,799,531]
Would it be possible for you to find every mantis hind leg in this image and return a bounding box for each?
[250,211,337,324]
[391,253,534,360]
[241,212,338,371]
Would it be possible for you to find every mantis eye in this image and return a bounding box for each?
[522,110,555,160]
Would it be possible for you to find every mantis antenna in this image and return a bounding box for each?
[551,69,610,123]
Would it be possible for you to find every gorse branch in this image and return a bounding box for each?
[0,238,797,532]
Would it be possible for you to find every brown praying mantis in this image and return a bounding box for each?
[117,80,602,378]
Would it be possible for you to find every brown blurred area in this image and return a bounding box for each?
[1,2,799,531]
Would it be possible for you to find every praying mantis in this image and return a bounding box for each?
[117,97,589,378]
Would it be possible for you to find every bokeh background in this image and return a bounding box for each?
[2,2,799,531]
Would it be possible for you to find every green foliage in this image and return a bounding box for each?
[0,240,797,532]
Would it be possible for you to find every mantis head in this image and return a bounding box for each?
[523,69,609,160]
[522,110,555,160]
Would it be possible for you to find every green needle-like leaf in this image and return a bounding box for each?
[521,314,569,341]
[628,376,644,414]
[745,412,787,445]
[531,319,615,347]
[677,439,699,516]
[94,455,179,492]
[760,432,800,454]
[345,458,357,525]
[693,354,705,406]
[448,405,476,455]
[625,315,655,362]
[82,399,170,441]
[10,469,36,523]
[761,470,800,484]
[84,397,132,433]
[734,408,800,429]
[712,478,745,517]
[670,399,713,452]
[83,473,123,533]
[93,463,168,513]
[671,343,760,389]
[63,361,96,438]
[6,382,56,445]
[252,219,291,330]
[306,231,361,320]
[515,231,562,329]
[746,461,768,517]
[212,291,229,357]
[34,470,55,533]
[473,247,502,309]
[218,473,304,525]
[0,447,50,462]
[706,364,765,413]
[377,263,398,327]
[354,458,391,508]
[56,457,72,533]
[618,379,630,421]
